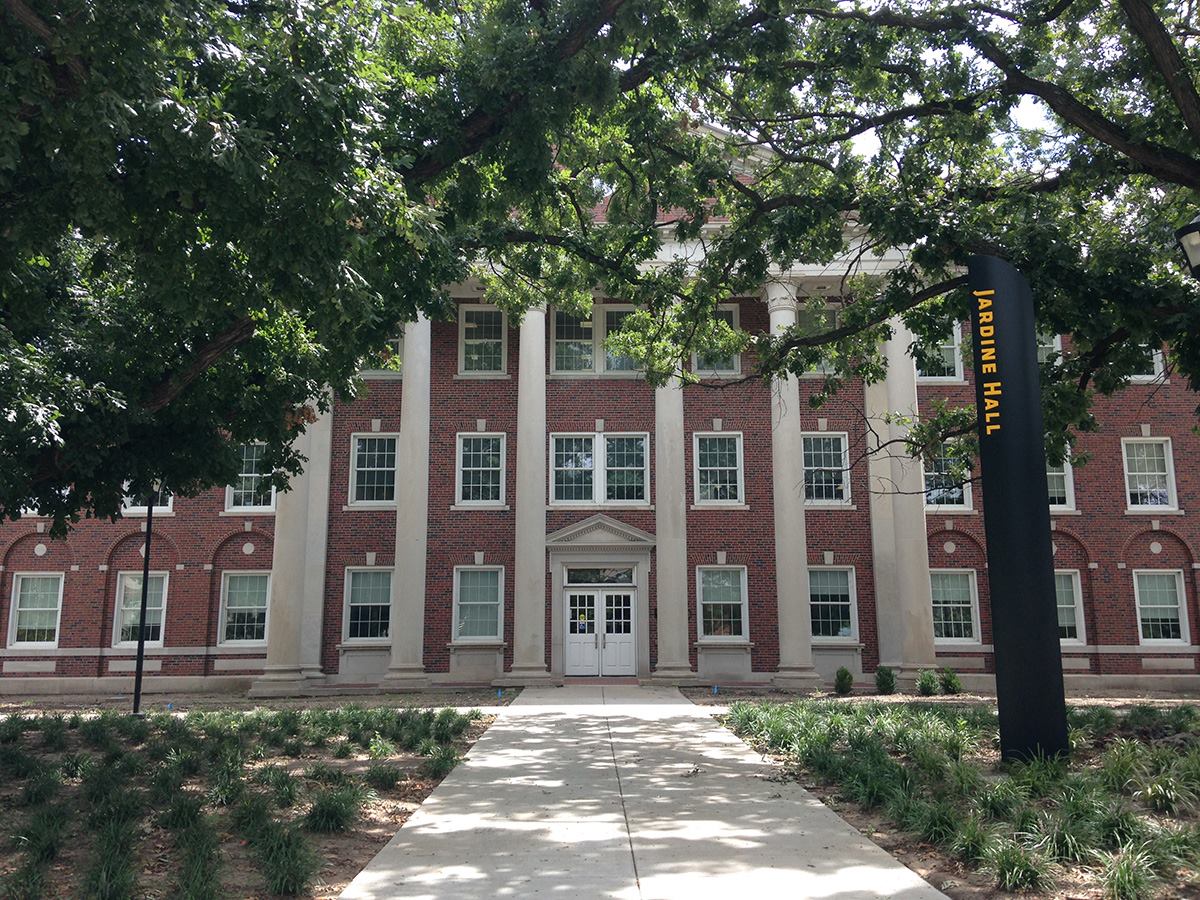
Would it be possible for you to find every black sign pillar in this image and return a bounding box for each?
[967,255,1069,761]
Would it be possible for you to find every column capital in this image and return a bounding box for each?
[763,280,798,314]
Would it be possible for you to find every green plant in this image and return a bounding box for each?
[206,764,244,807]
[874,667,896,695]
[951,813,994,863]
[833,667,854,696]
[149,762,186,805]
[915,670,938,697]
[367,733,398,759]
[254,765,300,807]
[1029,810,1095,863]
[20,767,60,806]
[175,817,220,900]
[38,716,68,753]
[57,751,93,780]
[423,744,460,780]
[1100,845,1157,900]
[364,764,402,791]
[256,824,319,896]
[432,708,469,744]
[937,667,963,695]
[985,837,1055,892]
[13,803,69,864]
[1135,769,1196,815]
[332,740,352,759]
[232,795,273,842]
[1094,802,1149,851]
[915,800,961,846]
[159,794,204,830]
[304,784,369,833]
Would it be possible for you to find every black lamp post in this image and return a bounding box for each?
[1176,214,1200,279]
[131,482,160,718]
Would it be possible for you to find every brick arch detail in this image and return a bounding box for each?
[207,529,275,568]
[1117,527,1196,566]
[1,530,77,570]
[102,529,181,568]
[927,528,986,560]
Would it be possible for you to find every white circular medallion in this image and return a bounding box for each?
[943,541,956,554]
[33,543,47,557]
[242,542,255,555]
[1150,541,1163,555]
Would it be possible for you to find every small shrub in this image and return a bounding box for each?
[1095,801,1149,850]
[1135,770,1196,815]
[206,765,244,807]
[20,768,60,806]
[1030,810,1095,864]
[332,740,352,760]
[82,819,139,900]
[1125,706,1167,737]
[254,765,299,808]
[0,714,28,744]
[1100,845,1157,900]
[0,746,39,780]
[1012,753,1068,799]
[915,669,938,697]
[304,784,368,833]
[432,709,469,744]
[1100,738,1146,793]
[367,733,398,760]
[257,824,318,896]
[304,761,345,785]
[915,800,961,846]
[364,764,402,791]
[952,813,994,863]
[175,817,220,900]
[833,667,854,696]
[985,837,1055,892]
[874,667,896,695]
[231,795,273,841]
[149,762,186,805]
[58,751,94,780]
[1,862,44,899]
[38,716,68,753]
[938,667,963,695]
[13,803,69,864]
[423,744,460,780]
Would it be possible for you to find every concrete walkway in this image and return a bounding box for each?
[342,686,945,899]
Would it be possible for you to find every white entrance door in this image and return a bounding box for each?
[564,589,637,676]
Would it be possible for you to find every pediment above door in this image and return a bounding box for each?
[546,514,656,550]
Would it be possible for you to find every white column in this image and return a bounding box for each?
[767,282,820,687]
[866,319,937,676]
[381,315,432,690]
[508,306,552,679]
[653,377,693,678]
[250,403,333,696]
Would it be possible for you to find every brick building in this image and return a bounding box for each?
[1,262,1197,694]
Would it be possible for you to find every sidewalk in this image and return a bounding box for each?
[341,685,945,899]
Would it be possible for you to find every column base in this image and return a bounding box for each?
[378,666,431,693]
[877,661,940,690]
[494,666,561,687]
[773,666,824,691]
[248,666,327,698]
[644,665,698,686]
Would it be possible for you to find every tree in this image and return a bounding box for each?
[4,0,1199,532]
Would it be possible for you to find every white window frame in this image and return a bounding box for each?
[360,333,404,380]
[802,431,852,506]
[929,568,982,646]
[224,443,277,513]
[121,487,174,516]
[923,442,973,512]
[7,572,65,649]
[691,303,742,377]
[1121,437,1178,512]
[808,565,859,643]
[348,432,400,508]
[1046,454,1076,512]
[795,304,840,379]
[217,571,271,646]
[112,570,169,648]
[549,432,650,507]
[455,432,507,507]
[692,431,745,507]
[1133,569,1189,646]
[1053,569,1085,646]
[696,565,750,643]
[457,304,508,376]
[452,565,505,643]
[550,305,643,377]
[342,567,393,644]
[1128,346,1166,384]
[916,323,964,382]
[1036,332,1063,366]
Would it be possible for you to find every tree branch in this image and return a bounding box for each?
[1117,0,1200,141]
[3,0,87,84]
[144,316,257,413]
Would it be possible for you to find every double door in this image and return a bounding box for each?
[564,590,636,676]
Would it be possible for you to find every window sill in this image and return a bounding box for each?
[1049,508,1081,516]
[112,643,164,651]
[692,372,742,380]
[359,371,403,381]
[448,640,506,650]
[454,372,510,380]
[934,641,984,649]
[695,639,753,649]
[122,511,175,518]
[217,642,267,650]
[812,639,863,648]
[547,504,653,511]
[925,507,976,515]
[1125,508,1184,516]
[548,372,645,380]
[690,503,749,511]
[337,641,391,651]
[342,504,397,512]
[1138,639,1191,648]
[805,503,856,511]
[7,643,59,651]
[450,504,510,511]
[219,510,276,517]
[916,377,966,385]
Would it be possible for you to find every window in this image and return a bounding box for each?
[458,305,506,374]
[122,487,173,515]
[924,441,971,509]
[916,324,963,381]
[697,566,748,640]
[8,574,63,647]
[602,307,638,372]
[693,305,741,376]
[114,572,168,646]
[1054,570,1084,643]
[553,310,594,372]
[795,306,838,375]
[456,434,505,506]
[803,433,850,504]
[226,443,275,511]
[454,567,502,641]
[1036,332,1062,366]
[1134,571,1187,644]
[694,433,743,505]
[1129,346,1166,383]
[930,570,980,643]
[350,435,398,505]
[220,573,269,644]
[809,568,857,640]
[551,434,649,505]
[1046,456,1075,510]
[1122,438,1176,510]
[361,334,403,377]
[345,569,391,641]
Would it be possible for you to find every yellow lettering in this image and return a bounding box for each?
[983,382,1002,396]
[980,325,994,338]
[985,397,1000,411]
[982,363,997,374]
[986,424,1001,435]
[981,347,996,362]
[979,311,993,324]
[973,289,996,297]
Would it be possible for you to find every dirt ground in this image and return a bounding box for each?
[681,685,1200,708]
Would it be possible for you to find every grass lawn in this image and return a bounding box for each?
[728,699,1200,899]
[0,704,491,898]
